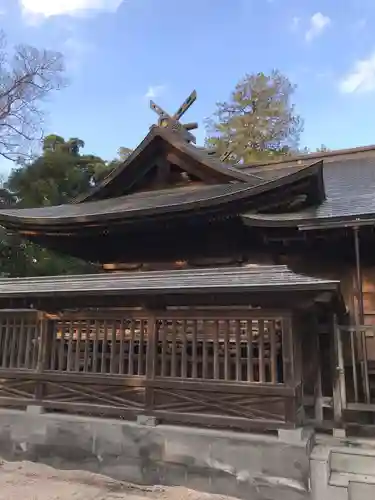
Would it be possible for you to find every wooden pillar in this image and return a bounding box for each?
[34,312,54,403]
[331,314,345,425]
[282,315,301,425]
[145,312,157,415]
[353,226,370,404]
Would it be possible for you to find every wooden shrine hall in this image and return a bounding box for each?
[0,91,373,434]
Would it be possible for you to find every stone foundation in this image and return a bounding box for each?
[0,409,312,499]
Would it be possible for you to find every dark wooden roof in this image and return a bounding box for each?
[0,265,339,298]
[74,126,261,203]
[0,160,323,232]
[242,157,375,229]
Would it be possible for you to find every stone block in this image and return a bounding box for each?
[137,415,157,426]
[92,421,140,459]
[26,405,45,415]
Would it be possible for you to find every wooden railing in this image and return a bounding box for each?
[335,324,375,415]
[0,309,300,431]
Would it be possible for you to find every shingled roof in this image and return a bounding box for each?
[0,160,323,231]
[0,265,340,298]
[241,146,375,229]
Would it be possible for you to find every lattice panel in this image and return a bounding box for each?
[0,378,36,400]
[153,387,286,422]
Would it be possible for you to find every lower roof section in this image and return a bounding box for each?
[241,157,375,229]
[0,265,339,298]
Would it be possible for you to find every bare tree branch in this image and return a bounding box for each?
[0,31,66,161]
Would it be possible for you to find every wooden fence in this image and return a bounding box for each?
[0,308,301,431]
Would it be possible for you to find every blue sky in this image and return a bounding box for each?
[0,0,374,174]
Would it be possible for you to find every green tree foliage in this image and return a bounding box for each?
[205,70,303,163]
[0,135,115,276]
[107,146,133,171]
[300,144,331,154]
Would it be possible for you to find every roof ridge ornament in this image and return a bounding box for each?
[150,90,198,144]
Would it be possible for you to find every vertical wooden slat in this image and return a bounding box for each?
[161,320,167,377]
[224,320,230,381]
[50,320,57,370]
[181,320,188,379]
[92,320,99,373]
[9,317,17,368]
[110,320,117,374]
[0,320,4,367]
[101,320,108,374]
[24,324,33,369]
[17,317,25,368]
[75,320,82,372]
[235,320,241,381]
[58,324,65,371]
[83,320,90,372]
[192,319,198,379]
[282,316,294,386]
[138,319,145,375]
[2,318,10,368]
[247,320,253,382]
[202,320,208,379]
[258,320,265,383]
[213,320,219,380]
[146,315,156,380]
[67,320,74,372]
[119,318,125,375]
[269,320,277,383]
[32,324,39,370]
[36,316,46,372]
[128,319,135,375]
[171,320,177,377]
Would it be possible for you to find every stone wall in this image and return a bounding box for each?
[0,409,312,500]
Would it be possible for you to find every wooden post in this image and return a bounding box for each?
[314,334,324,423]
[282,315,299,425]
[145,312,157,414]
[353,226,370,404]
[282,315,295,386]
[332,314,343,425]
[34,312,54,404]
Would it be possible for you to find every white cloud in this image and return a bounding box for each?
[339,52,375,94]
[305,12,331,42]
[144,85,166,100]
[20,0,124,19]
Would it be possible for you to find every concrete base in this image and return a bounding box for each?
[0,409,311,500]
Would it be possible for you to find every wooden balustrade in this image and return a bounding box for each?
[0,308,300,431]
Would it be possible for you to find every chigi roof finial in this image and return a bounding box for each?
[150,90,198,143]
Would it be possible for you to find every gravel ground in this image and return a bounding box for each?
[0,460,238,500]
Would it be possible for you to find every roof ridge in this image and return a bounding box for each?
[236,144,375,169]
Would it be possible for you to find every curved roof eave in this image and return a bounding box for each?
[0,159,325,231]
[241,212,375,230]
